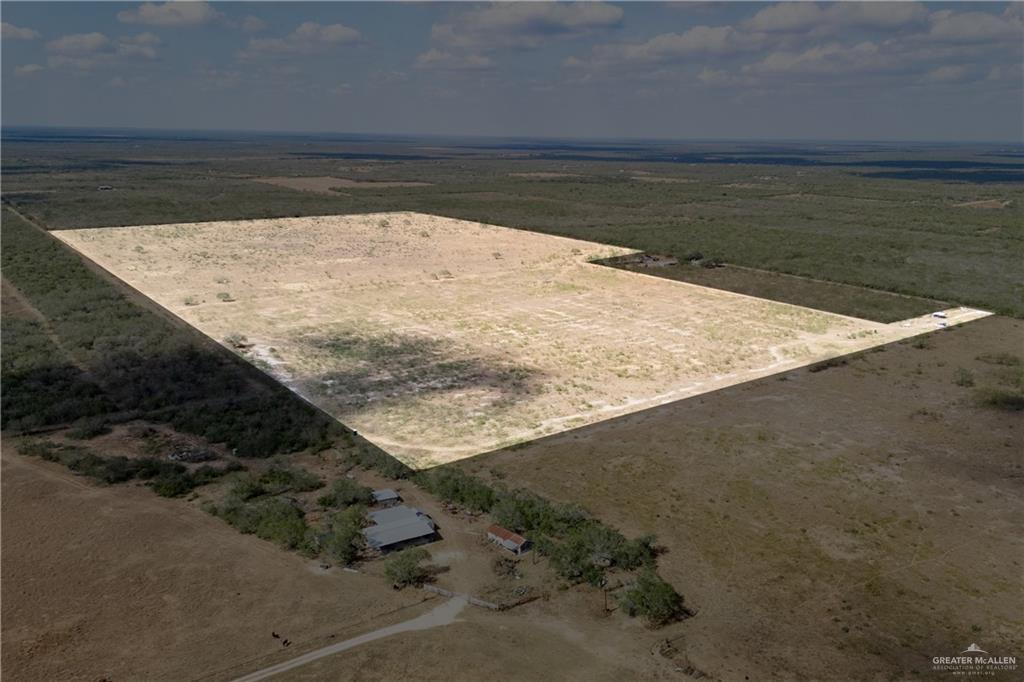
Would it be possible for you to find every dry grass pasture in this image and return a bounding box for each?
[54,212,987,468]
[461,315,1024,681]
[1,442,683,682]
[0,441,425,681]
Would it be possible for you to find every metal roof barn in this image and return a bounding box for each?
[371,488,400,505]
[363,505,437,551]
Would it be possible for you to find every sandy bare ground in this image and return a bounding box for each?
[253,177,431,195]
[54,213,988,468]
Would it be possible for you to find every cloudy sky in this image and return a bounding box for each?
[2,1,1022,141]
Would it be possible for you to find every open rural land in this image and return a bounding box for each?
[6,2,1024,679]
[3,128,1021,681]
[54,212,986,467]
[460,314,1024,680]
[4,0,1024,668]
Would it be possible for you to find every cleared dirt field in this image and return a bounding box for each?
[460,315,1024,681]
[54,213,987,468]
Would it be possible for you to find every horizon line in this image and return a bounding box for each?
[3,123,1022,147]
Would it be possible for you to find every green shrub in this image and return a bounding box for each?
[384,547,431,588]
[67,416,111,439]
[220,497,312,551]
[18,439,235,494]
[347,444,412,479]
[260,459,322,493]
[253,498,310,550]
[230,461,322,500]
[953,368,975,387]
[617,569,687,626]
[98,456,139,484]
[976,352,1021,366]
[974,387,1024,411]
[318,478,373,508]
[229,474,267,500]
[320,506,367,564]
[415,468,495,512]
[150,468,194,497]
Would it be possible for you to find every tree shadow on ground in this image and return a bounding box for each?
[298,329,546,409]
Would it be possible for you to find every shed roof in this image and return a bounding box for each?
[487,524,527,547]
[371,488,400,502]
[364,505,436,549]
[369,505,423,525]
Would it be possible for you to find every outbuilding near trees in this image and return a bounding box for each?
[363,505,438,552]
[371,488,401,507]
[487,524,529,555]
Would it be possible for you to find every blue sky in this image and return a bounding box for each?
[2,2,1022,141]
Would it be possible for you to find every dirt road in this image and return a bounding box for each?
[230,596,467,682]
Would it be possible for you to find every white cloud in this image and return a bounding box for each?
[744,3,823,34]
[743,2,928,35]
[927,9,1023,43]
[743,41,890,77]
[432,1,622,50]
[118,1,221,27]
[2,22,41,40]
[14,63,45,77]
[46,32,111,55]
[44,31,161,69]
[739,35,1012,85]
[415,49,494,71]
[371,69,409,84]
[196,66,243,90]
[239,21,361,59]
[106,75,149,88]
[986,62,1023,83]
[241,16,267,34]
[828,3,929,31]
[566,25,765,71]
[922,65,969,83]
[117,32,161,59]
[630,26,764,57]
[697,67,738,86]
[564,3,1020,91]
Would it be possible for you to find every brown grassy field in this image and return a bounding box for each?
[0,440,427,681]
[54,213,986,469]
[459,315,1024,681]
[1,441,688,681]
